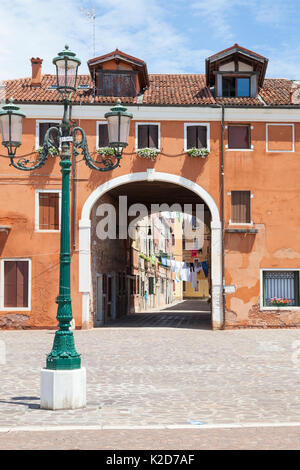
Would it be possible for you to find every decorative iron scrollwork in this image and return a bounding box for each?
[72,126,122,172]
[9,126,60,171]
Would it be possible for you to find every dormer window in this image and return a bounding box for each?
[87,49,149,99]
[222,77,250,97]
[205,44,268,99]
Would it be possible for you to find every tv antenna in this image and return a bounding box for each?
[81,8,96,57]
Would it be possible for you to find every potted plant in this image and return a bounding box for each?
[97,147,115,157]
[187,147,209,158]
[137,148,159,161]
[269,297,292,307]
[37,146,59,157]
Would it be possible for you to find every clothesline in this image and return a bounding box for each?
[162,258,209,286]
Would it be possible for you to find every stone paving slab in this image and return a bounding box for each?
[0,317,300,429]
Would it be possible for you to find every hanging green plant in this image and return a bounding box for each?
[37,146,59,157]
[187,147,209,158]
[97,147,115,157]
[139,253,150,262]
[137,148,159,161]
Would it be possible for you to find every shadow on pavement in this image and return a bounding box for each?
[104,300,212,330]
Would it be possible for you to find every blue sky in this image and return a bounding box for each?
[0,0,299,80]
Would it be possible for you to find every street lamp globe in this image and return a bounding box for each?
[105,99,133,150]
[0,98,26,154]
[53,45,81,100]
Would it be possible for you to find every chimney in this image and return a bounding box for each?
[31,57,43,86]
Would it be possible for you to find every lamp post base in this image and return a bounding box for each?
[40,367,86,410]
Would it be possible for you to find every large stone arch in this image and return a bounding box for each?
[79,170,223,329]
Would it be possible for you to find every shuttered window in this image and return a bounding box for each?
[97,72,136,97]
[3,260,29,308]
[231,191,251,223]
[39,192,60,230]
[149,277,155,295]
[38,123,59,147]
[186,125,207,149]
[263,271,300,307]
[228,125,250,149]
[137,124,159,149]
[98,123,109,147]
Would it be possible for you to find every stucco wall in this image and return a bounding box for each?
[0,114,299,328]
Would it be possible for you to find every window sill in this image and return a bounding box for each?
[229,221,253,226]
[226,227,258,234]
[261,306,300,311]
[226,148,253,152]
[35,230,60,233]
[184,148,210,153]
[0,307,31,312]
[136,148,160,152]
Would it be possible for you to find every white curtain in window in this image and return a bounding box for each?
[264,271,295,305]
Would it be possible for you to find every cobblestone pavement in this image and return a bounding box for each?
[0,300,300,438]
[1,427,300,450]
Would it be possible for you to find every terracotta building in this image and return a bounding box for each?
[0,44,300,330]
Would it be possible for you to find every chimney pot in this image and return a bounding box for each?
[31,57,43,87]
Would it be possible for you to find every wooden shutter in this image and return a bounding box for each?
[39,193,59,230]
[197,126,207,148]
[39,123,51,146]
[138,125,149,148]
[118,73,136,97]
[231,191,251,223]
[97,72,136,97]
[148,125,158,148]
[98,124,109,147]
[187,126,197,149]
[102,73,115,96]
[149,277,154,295]
[4,261,28,308]
[187,126,207,149]
[228,125,250,149]
[39,123,59,147]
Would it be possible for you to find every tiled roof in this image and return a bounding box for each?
[3,74,296,107]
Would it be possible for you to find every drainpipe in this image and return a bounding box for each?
[220,105,226,329]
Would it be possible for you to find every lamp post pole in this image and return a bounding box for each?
[0,45,133,409]
[46,106,81,370]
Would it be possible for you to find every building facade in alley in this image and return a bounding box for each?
[0,43,300,329]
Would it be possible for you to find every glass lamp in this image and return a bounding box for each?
[53,45,81,100]
[105,100,133,150]
[0,98,26,154]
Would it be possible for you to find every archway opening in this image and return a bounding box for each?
[90,181,212,329]
[79,171,223,330]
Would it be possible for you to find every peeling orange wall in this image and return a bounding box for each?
[0,117,299,328]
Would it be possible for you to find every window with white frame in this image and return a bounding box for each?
[230,190,251,224]
[136,123,160,150]
[0,259,31,310]
[184,123,210,151]
[36,120,60,149]
[262,270,300,307]
[96,121,109,148]
[35,190,61,231]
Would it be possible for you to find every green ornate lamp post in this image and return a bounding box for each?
[0,45,133,409]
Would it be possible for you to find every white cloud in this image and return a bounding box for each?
[0,0,298,81]
[0,0,212,79]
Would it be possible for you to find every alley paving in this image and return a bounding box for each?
[106,299,211,329]
[0,300,300,443]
